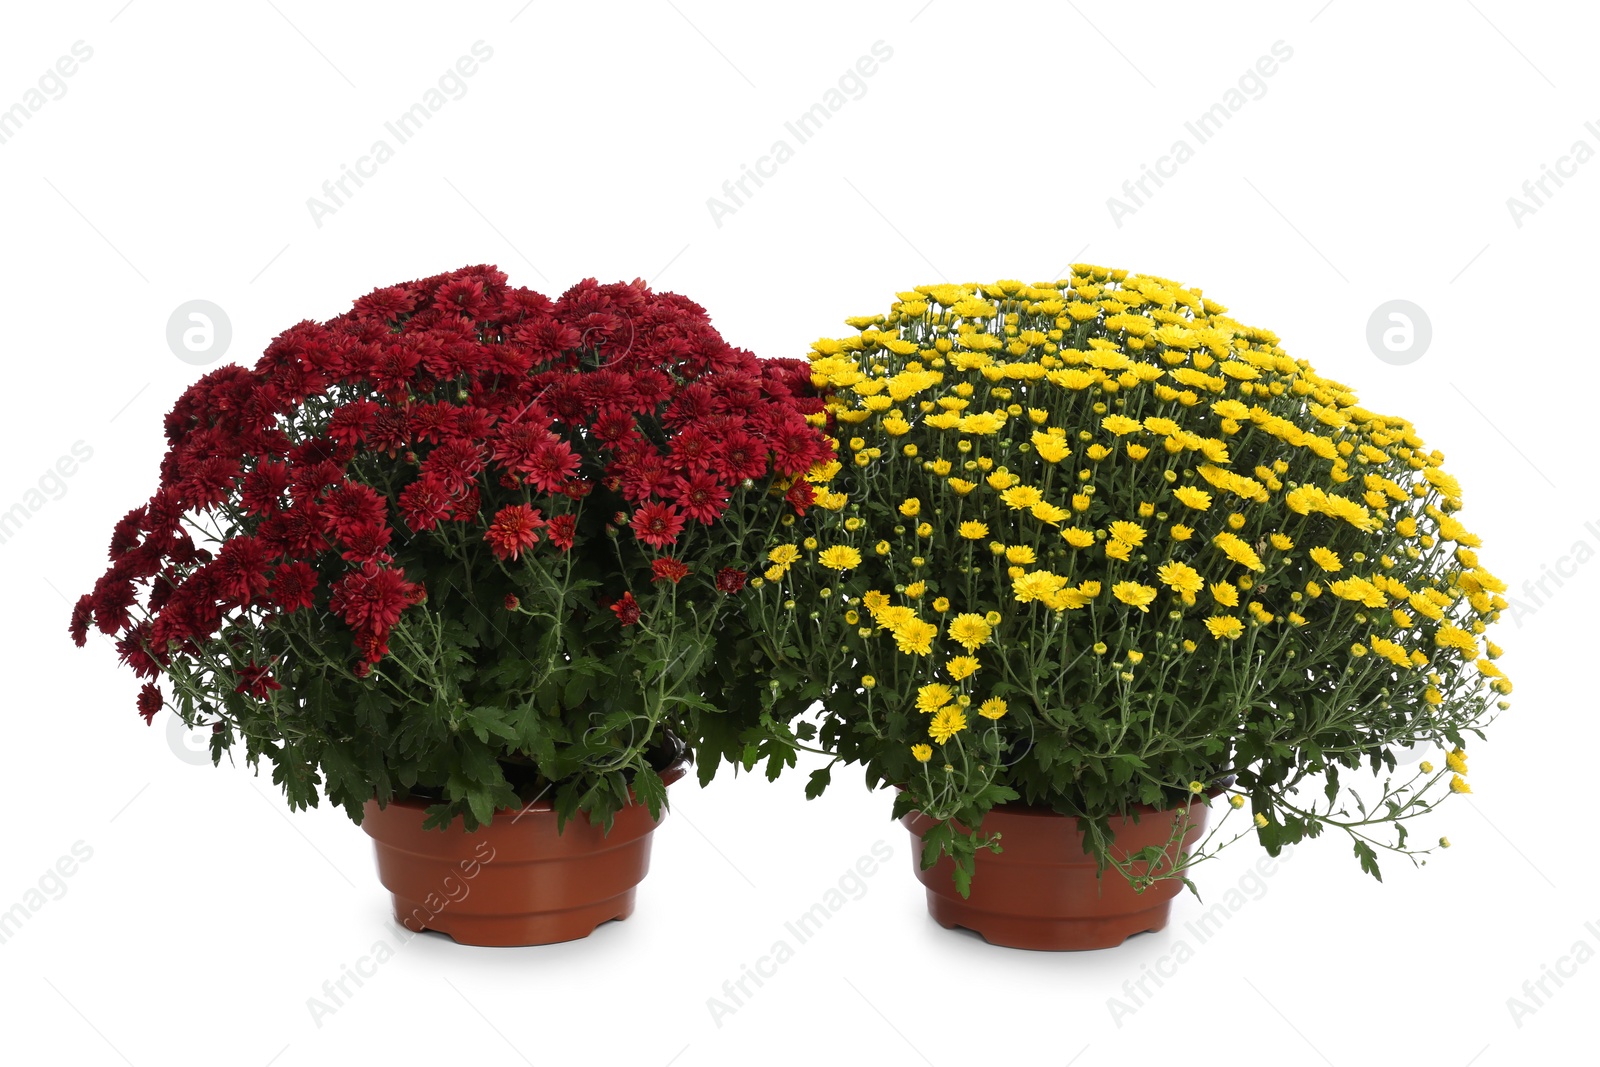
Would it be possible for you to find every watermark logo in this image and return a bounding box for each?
[1505,918,1600,1029]
[1506,120,1600,229]
[1107,40,1294,228]
[0,40,94,148]
[706,839,894,1028]
[1365,300,1431,365]
[0,841,94,947]
[0,441,93,548]
[166,300,232,366]
[705,41,894,229]
[1107,845,1294,1027]
[305,41,494,229]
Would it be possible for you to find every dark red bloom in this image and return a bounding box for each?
[484,503,544,560]
[609,591,641,626]
[234,661,282,699]
[329,565,421,636]
[69,594,93,647]
[546,513,577,550]
[714,567,747,595]
[397,475,454,531]
[504,594,520,611]
[651,557,690,583]
[212,537,273,606]
[520,439,582,493]
[270,561,318,612]
[631,502,686,547]
[785,479,815,516]
[669,471,731,524]
[710,430,768,483]
[137,682,163,725]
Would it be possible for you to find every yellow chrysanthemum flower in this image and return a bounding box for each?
[929,706,968,744]
[1112,581,1158,612]
[817,545,862,571]
[1062,527,1096,548]
[1308,546,1342,573]
[948,613,992,651]
[978,697,1008,720]
[1172,485,1212,511]
[916,683,955,713]
[946,655,980,680]
[911,743,932,762]
[1205,615,1245,640]
[958,521,989,540]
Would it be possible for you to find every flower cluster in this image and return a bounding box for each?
[746,268,1509,890]
[72,265,830,828]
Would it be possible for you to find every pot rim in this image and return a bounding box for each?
[897,775,1233,822]
[371,757,692,815]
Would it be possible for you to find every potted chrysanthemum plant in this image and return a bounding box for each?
[743,268,1511,950]
[70,265,830,946]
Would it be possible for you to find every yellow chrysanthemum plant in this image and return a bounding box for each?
[745,267,1510,897]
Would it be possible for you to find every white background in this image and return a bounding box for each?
[1,2,1593,1064]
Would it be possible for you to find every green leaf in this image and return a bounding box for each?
[1353,839,1383,882]
[632,762,667,820]
[805,767,832,800]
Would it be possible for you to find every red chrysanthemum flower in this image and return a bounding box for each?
[714,567,747,595]
[329,565,421,636]
[520,440,583,493]
[651,557,690,583]
[669,471,731,524]
[609,592,641,626]
[234,662,283,699]
[212,536,273,606]
[785,479,815,517]
[269,561,318,612]
[710,430,768,483]
[631,501,686,547]
[484,503,545,560]
[136,682,163,725]
[546,513,577,551]
[398,475,454,531]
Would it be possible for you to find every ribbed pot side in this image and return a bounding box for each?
[900,797,1209,951]
[361,760,687,947]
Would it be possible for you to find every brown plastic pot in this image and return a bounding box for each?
[360,759,688,947]
[900,795,1209,951]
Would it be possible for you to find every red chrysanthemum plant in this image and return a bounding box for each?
[71,266,832,830]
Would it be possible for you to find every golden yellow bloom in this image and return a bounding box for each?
[904,581,926,598]
[959,521,989,540]
[1308,546,1342,572]
[932,597,951,613]
[1446,747,1468,775]
[1170,524,1194,541]
[1063,527,1096,548]
[861,675,876,689]
[1072,493,1092,511]
[1229,795,1246,809]
[946,655,980,680]
[1004,545,1037,565]
[899,498,921,517]
[1102,414,1142,435]
[1031,501,1070,525]
[1449,774,1471,794]
[768,544,801,568]
[911,744,932,762]
[1157,561,1204,597]
[1205,615,1245,640]
[948,613,992,651]
[948,478,977,495]
[891,618,938,656]
[929,706,968,744]
[1112,581,1158,612]
[916,683,955,713]
[977,697,1007,720]
[1001,485,1044,510]
[1254,812,1269,828]
[1108,520,1146,548]
[1212,531,1265,571]
[817,545,862,571]
[1172,485,1212,511]
[984,610,1002,625]
[1210,581,1239,608]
